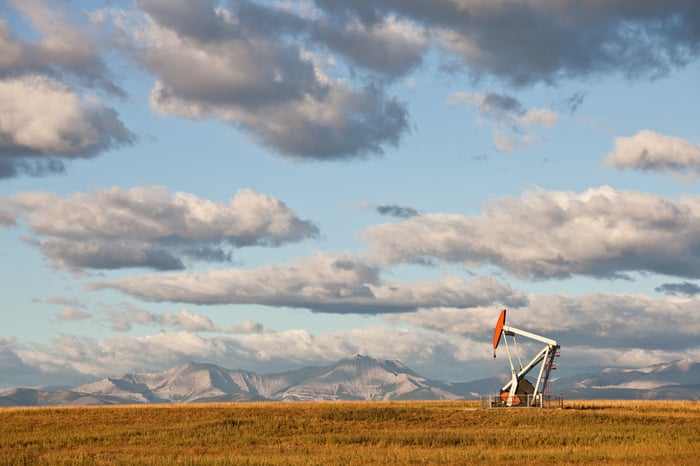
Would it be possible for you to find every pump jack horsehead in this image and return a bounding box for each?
[493,309,560,407]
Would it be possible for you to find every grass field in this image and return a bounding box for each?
[1,400,698,465]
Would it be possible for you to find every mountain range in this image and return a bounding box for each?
[0,355,697,407]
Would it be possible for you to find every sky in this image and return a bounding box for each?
[1,0,699,389]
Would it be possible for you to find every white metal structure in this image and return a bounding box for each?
[492,309,560,407]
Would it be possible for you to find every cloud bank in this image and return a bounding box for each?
[3,289,699,386]
[4,1,700,170]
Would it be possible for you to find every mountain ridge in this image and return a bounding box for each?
[1,355,697,406]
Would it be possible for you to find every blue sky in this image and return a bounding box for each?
[1,0,700,388]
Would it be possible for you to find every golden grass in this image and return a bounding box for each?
[0,400,698,465]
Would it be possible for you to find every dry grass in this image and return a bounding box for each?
[0,400,698,465]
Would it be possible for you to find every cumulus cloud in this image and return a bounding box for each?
[1,0,123,95]
[0,76,135,172]
[48,296,92,321]
[4,0,696,166]
[0,1,133,178]
[122,0,700,160]
[229,319,266,334]
[4,0,699,167]
[91,252,526,313]
[364,186,700,280]
[105,305,154,332]
[159,310,221,332]
[311,14,428,78]
[449,91,559,151]
[102,0,410,160]
[1,186,319,271]
[315,0,700,85]
[604,130,700,178]
[106,306,222,333]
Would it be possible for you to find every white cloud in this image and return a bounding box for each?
[107,305,155,332]
[558,346,699,371]
[2,0,123,95]
[0,75,134,173]
[91,252,526,313]
[605,130,700,178]
[0,1,132,178]
[229,319,265,334]
[4,0,699,170]
[493,130,537,152]
[518,108,559,127]
[160,309,221,333]
[1,186,319,271]
[6,290,700,385]
[18,332,229,379]
[428,1,700,85]
[56,307,92,322]
[114,2,410,160]
[364,186,700,279]
[449,91,558,152]
[8,324,487,383]
[389,293,700,352]
[312,15,428,77]
[105,305,236,333]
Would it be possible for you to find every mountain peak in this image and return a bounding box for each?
[171,361,216,373]
[4,356,699,406]
[344,354,409,368]
[344,354,381,363]
[625,358,697,375]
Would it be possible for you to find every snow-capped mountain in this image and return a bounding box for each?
[72,355,463,403]
[556,358,700,400]
[0,356,697,406]
[265,355,461,401]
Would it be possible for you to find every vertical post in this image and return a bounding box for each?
[532,345,551,407]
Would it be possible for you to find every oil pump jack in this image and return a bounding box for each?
[492,309,560,407]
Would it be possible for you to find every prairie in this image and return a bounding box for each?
[0,400,698,465]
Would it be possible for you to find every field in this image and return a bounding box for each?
[1,400,698,465]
